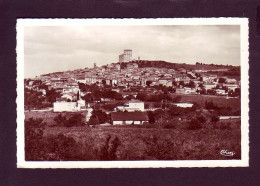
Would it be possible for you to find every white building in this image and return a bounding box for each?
[53,99,86,112]
[223,83,239,91]
[216,89,227,95]
[111,112,149,125]
[183,87,196,94]
[175,87,196,94]
[225,78,237,84]
[174,103,194,108]
[53,102,79,112]
[127,100,145,111]
[116,100,145,112]
[204,84,216,90]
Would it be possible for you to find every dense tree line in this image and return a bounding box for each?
[24,88,51,109]
[88,109,109,125]
[136,92,181,103]
[205,100,240,116]
[54,113,85,127]
[24,87,61,110]
[79,83,123,102]
[83,89,123,102]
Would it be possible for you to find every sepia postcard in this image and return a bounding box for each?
[16,18,249,168]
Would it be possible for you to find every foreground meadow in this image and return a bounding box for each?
[43,125,241,160]
[25,110,241,161]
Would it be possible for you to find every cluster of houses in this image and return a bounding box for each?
[30,62,239,96]
[25,58,240,125]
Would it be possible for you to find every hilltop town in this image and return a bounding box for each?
[24,49,240,125]
[24,49,241,161]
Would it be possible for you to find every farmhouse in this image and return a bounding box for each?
[127,100,145,111]
[175,87,196,94]
[61,92,77,101]
[175,88,185,94]
[216,89,227,95]
[53,98,86,112]
[223,83,239,91]
[111,112,149,125]
[116,100,145,112]
[53,101,79,112]
[225,78,237,84]
[174,103,193,108]
[204,83,216,90]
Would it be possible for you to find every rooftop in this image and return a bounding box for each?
[111,112,149,121]
[126,100,144,103]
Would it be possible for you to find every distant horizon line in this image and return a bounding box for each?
[24,60,240,79]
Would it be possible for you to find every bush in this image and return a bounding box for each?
[211,115,219,122]
[25,118,46,160]
[163,123,176,129]
[97,134,121,160]
[147,111,155,123]
[54,114,67,126]
[26,132,98,161]
[102,104,116,111]
[64,113,85,127]
[205,100,219,109]
[188,118,202,130]
[172,96,182,103]
[88,109,108,125]
[197,115,206,123]
[142,133,175,160]
[46,133,79,160]
[220,122,231,130]
[54,113,85,127]
[162,120,176,129]
[142,122,156,128]
[26,117,46,128]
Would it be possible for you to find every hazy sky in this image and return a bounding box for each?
[24,25,240,78]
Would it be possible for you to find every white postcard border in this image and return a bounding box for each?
[16,18,249,168]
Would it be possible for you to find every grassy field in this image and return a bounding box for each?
[25,110,241,160]
[25,111,87,126]
[42,122,241,160]
[178,94,240,109]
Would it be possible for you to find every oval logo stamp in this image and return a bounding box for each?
[220,150,235,156]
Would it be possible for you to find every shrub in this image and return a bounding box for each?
[205,100,218,109]
[147,111,155,123]
[46,133,78,159]
[197,115,206,123]
[164,123,176,129]
[142,133,175,160]
[64,113,85,127]
[188,118,202,130]
[88,109,108,125]
[103,104,116,111]
[44,133,96,160]
[54,114,67,126]
[172,95,182,103]
[97,134,121,160]
[163,120,176,129]
[211,115,219,123]
[26,117,46,128]
[26,131,98,161]
[25,118,46,160]
[142,122,156,128]
[220,122,231,130]
[54,113,85,127]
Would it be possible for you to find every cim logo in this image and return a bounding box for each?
[220,150,235,157]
